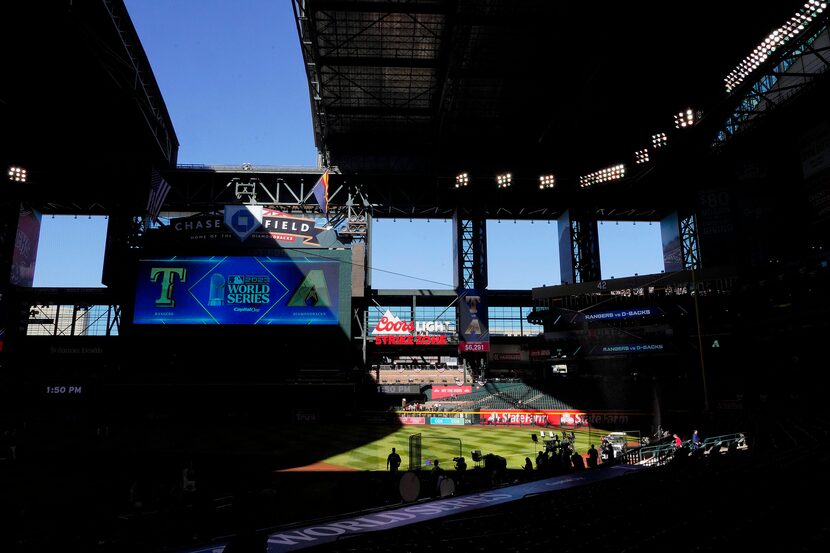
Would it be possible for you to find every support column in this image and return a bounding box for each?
[695,188,735,269]
[680,213,701,270]
[0,202,18,354]
[0,203,44,353]
[101,212,143,290]
[660,212,683,273]
[452,211,488,290]
[453,211,490,364]
[660,211,701,273]
[341,186,370,296]
[557,209,601,284]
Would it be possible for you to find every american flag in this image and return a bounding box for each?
[146,168,171,220]
[311,169,329,213]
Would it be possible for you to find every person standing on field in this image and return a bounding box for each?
[387,447,401,474]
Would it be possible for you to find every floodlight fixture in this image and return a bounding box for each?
[724,1,827,92]
[8,166,27,182]
[579,164,626,188]
[455,172,469,188]
[539,174,556,189]
[496,173,512,189]
[652,133,668,149]
[674,108,697,129]
[635,149,650,165]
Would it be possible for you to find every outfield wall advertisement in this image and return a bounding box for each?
[395,411,589,426]
[429,417,466,425]
[431,385,472,399]
[396,415,469,426]
[133,252,351,329]
[480,410,588,427]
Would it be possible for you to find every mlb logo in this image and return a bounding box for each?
[228,275,244,285]
[224,205,263,241]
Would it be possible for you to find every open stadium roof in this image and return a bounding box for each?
[293,0,813,182]
[3,1,827,215]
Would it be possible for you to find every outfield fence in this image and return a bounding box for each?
[389,409,651,433]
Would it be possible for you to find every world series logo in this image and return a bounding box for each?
[208,274,272,306]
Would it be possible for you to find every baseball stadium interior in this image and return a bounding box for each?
[1,1,830,552]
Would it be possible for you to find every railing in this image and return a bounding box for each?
[700,432,749,454]
[621,443,676,467]
[619,432,749,467]
[176,163,321,173]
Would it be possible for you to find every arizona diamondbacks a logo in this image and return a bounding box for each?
[288,270,331,307]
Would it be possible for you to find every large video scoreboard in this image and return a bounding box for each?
[133,250,351,331]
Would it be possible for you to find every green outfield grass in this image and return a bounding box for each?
[124,418,637,473]
[315,424,619,471]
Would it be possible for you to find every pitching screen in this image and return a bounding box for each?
[133,252,350,328]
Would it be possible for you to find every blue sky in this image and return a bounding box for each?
[33,0,664,289]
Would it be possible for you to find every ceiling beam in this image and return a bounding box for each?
[317,55,439,68]
[325,105,434,116]
[312,1,451,15]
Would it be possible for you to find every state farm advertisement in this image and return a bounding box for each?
[480,410,588,427]
[431,385,472,399]
[398,416,426,425]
